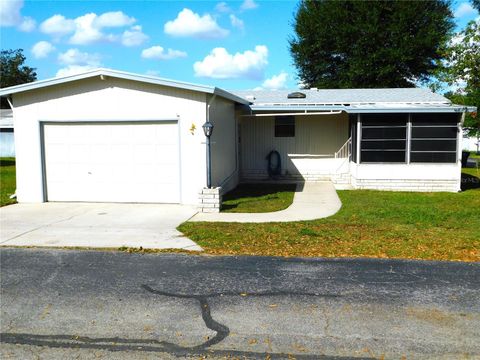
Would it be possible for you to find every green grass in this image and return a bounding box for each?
[0,157,16,207]
[221,183,296,213]
[180,170,480,262]
[468,151,480,159]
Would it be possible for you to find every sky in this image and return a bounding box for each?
[0,0,479,91]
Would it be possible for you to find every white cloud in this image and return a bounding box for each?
[141,45,187,60]
[96,11,135,27]
[40,11,141,45]
[454,3,477,18]
[0,0,23,26]
[240,0,258,11]
[194,45,268,80]
[18,16,35,32]
[31,41,55,59]
[121,25,148,46]
[230,14,244,30]
[56,48,102,78]
[40,14,75,37]
[262,71,288,90]
[58,48,101,66]
[215,2,231,13]
[56,65,98,78]
[0,0,36,31]
[69,13,110,44]
[164,8,229,39]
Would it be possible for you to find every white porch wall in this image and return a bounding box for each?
[209,96,238,193]
[350,162,461,192]
[240,112,349,179]
[12,77,207,204]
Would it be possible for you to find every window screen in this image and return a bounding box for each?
[360,114,407,163]
[410,113,459,163]
[275,116,295,137]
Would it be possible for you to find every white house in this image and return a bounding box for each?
[234,88,475,192]
[0,109,15,157]
[0,69,475,209]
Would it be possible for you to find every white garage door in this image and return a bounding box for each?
[43,121,180,203]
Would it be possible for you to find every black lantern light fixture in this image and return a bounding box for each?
[202,121,214,188]
[202,121,214,138]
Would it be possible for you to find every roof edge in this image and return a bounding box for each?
[0,68,249,104]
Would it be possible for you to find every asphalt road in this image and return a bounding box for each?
[1,248,479,359]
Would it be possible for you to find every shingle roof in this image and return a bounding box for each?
[231,88,476,113]
[232,88,450,105]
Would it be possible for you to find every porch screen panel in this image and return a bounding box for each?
[410,113,459,163]
[360,114,407,163]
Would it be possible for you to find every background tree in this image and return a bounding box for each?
[472,0,480,11]
[289,0,454,88]
[443,17,480,151]
[1,49,37,108]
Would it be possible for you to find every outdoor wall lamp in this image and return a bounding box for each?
[202,121,214,188]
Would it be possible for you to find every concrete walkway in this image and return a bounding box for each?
[0,203,202,251]
[190,181,342,223]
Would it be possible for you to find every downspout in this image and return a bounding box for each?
[6,96,14,110]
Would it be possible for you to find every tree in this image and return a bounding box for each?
[472,0,480,11]
[289,0,454,88]
[1,49,37,108]
[443,18,480,150]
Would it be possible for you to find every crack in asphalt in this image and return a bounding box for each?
[141,284,340,350]
[0,285,348,358]
[0,332,371,359]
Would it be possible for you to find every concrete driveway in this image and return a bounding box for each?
[0,203,201,250]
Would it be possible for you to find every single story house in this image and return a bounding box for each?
[0,69,475,209]
[0,109,15,157]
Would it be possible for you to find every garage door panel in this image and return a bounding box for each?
[44,122,180,203]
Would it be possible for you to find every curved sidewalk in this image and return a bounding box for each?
[190,181,342,223]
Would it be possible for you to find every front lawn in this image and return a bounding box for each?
[0,157,16,207]
[180,171,480,262]
[221,183,296,213]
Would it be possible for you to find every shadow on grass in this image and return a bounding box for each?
[0,158,15,167]
[461,172,480,191]
[222,183,296,212]
[223,183,296,201]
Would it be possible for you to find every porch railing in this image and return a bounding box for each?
[334,137,352,159]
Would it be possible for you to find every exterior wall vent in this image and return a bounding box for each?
[287,92,306,99]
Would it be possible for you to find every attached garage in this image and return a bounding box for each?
[42,121,180,203]
[1,69,248,205]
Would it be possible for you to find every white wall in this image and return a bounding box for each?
[209,96,238,193]
[12,77,209,204]
[350,162,461,192]
[0,131,15,157]
[240,112,349,180]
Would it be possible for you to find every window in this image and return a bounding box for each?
[360,114,408,163]
[410,113,459,163]
[275,116,295,137]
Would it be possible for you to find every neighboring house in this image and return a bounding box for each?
[0,69,475,207]
[463,135,479,153]
[0,109,15,157]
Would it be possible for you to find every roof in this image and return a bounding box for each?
[0,68,249,105]
[232,88,476,113]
